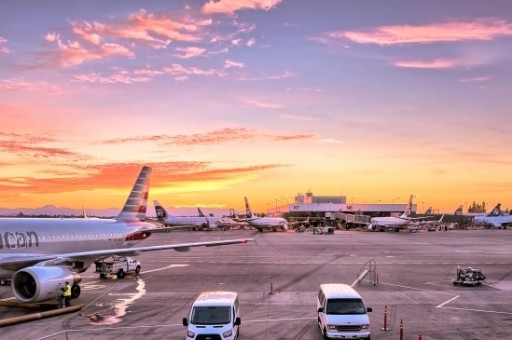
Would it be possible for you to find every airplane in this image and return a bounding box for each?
[367,195,440,232]
[244,196,288,232]
[473,203,512,229]
[454,205,464,216]
[0,166,250,303]
[197,208,240,231]
[153,200,209,230]
[423,206,432,215]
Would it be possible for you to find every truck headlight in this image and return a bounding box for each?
[361,324,369,329]
[222,328,233,337]
[186,330,195,338]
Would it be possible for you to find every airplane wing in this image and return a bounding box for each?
[0,238,252,272]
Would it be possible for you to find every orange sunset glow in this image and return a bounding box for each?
[1,1,512,215]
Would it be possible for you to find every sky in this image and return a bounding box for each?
[1,0,512,214]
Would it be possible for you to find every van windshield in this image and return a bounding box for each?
[191,306,231,325]
[326,298,366,315]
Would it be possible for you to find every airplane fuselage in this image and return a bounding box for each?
[162,216,207,227]
[0,217,153,279]
[247,217,288,231]
[473,215,512,228]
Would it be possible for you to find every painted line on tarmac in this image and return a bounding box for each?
[380,282,455,295]
[436,295,460,308]
[441,306,512,315]
[141,264,188,274]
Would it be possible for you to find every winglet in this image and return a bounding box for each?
[116,166,151,222]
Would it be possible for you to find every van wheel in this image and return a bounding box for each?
[117,269,125,279]
[135,266,141,274]
[71,284,81,299]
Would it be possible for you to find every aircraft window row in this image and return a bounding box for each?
[38,234,124,240]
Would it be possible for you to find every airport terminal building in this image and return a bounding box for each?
[267,191,416,225]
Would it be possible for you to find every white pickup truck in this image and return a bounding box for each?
[95,256,141,278]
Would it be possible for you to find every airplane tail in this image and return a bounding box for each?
[197,207,205,217]
[116,166,151,222]
[454,205,463,215]
[424,206,432,215]
[400,194,414,218]
[244,196,253,218]
[488,203,501,217]
[153,200,169,221]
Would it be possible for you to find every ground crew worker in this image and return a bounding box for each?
[63,281,72,307]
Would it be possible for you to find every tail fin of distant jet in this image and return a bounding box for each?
[400,194,414,218]
[153,200,170,221]
[197,207,205,217]
[454,205,463,215]
[424,206,432,215]
[488,203,501,217]
[244,196,253,218]
[116,166,151,222]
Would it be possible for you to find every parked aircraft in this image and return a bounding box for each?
[154,200,208,229]
[473,203,512,228]
[197,208,242,230]
[0,166,250,303]
[244,197,288,232]
[368,195,439,232]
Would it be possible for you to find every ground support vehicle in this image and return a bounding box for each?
[95,256,141,279]
[313,226,334,234]
[453,267,486,286]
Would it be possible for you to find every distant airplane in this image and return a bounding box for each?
[368,195,440,232]
[423,206,432,215]
[0,166,250,303]
[244,196,288,232]
[473,203,512,229]
[197,207,239,230]
[154,200,208,230]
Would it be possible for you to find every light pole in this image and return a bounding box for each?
[419,201,424,212]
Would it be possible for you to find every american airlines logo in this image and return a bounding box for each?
[0,231,40,249]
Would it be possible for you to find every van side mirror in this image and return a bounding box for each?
[182,317,188,326]
[234,317,241,326]
[317,307,324,313]
[367,307,372,313]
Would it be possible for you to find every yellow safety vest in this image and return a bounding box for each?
[63,284,72,297]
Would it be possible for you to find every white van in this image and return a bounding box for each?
[183,291,241,340]
[317,284,372,340]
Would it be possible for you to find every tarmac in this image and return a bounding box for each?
[1,228,512,339]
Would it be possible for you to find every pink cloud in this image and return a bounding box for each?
[393,58,456,69]
[224,59,245,68]
[202,0,282,15]
[0,78,61,93]
[339,18,512,45]
[46,34,134,68]
[103,128,314,146]
[72,63,224,83]
[173,46,207,59]
[0,36,9,53]
[459,76,491,82]
[244,99,283,109]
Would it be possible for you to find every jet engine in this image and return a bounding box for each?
[12,266,82,303]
